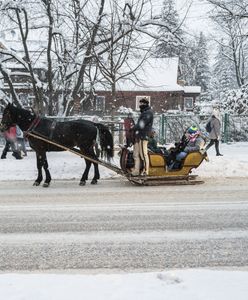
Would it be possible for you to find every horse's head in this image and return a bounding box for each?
[0,103,17,132]
[0,103,36,132]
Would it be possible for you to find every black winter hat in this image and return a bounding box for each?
[139,98,149,105]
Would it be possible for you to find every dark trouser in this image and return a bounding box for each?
[205,139,220,155]
[1,140,11,158]
[1,139,22,159]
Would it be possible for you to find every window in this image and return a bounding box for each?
[27,95,35,107]
[40,70,46,80]
[135,96,151,110]
[95,95,105,111]
[184,97,193,111]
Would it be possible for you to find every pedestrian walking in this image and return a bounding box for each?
[205,111,223,156]
[1,125,22,159]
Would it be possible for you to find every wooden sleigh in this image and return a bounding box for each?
[119,147,208,186]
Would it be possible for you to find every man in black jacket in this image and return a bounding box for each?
[132,98,153,176]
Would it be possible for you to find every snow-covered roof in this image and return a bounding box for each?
[6,61,46,69]
[0,32,47,68]
[116,57,183,92]
[96,57,200,94]
[0,29,47,48]
[3,82,32,89]
[183,86,201,94]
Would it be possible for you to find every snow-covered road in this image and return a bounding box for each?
[0,178,248,271]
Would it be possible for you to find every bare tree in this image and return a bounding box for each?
[0,0,189,116]
[207,0,248,87]
[0,62,21,107]
[93,1,152,114]
[0,1,45,113]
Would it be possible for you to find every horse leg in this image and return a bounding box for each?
[34,152,43,186]
[88,145,99,185]
[43,153,51,187]
[79,159,91,186]
[91,162,100,185]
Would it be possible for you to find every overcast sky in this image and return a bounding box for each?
[177,0,214,34]
[153,0,214,36]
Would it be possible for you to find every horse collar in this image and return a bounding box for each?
[27,116,41,133]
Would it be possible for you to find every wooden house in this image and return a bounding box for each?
[78,57,201,115]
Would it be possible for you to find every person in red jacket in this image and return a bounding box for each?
[1,125,22,159]
[124,113,135,147]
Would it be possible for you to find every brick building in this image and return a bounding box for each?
[84,57,201,114]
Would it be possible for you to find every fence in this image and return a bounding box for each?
[222,114,248,142]
[158,114,202,144]
[158,113,248,144]
[1,113,247,147]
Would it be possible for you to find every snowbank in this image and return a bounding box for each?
[192,142,248,177]
[1,269,248,300]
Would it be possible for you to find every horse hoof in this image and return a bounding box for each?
[43,183,50,188]
[33,181,40,186]
[79,180,86,186]
[91,179,97,185]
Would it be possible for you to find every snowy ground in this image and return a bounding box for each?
[0,142,248,299]
[1,270,248,300]
[0,142,248,181]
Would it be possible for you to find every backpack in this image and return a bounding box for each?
[205,121,211,133]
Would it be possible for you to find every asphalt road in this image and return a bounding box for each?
[0,177,248,272]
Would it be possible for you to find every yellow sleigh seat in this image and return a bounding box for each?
[148,151,206,177]
[149,153,165,167]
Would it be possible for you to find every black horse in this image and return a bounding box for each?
[0,103,114,187]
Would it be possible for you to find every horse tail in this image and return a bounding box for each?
[94,123,114,160]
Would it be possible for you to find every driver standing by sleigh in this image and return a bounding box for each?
[131,98,154,176]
